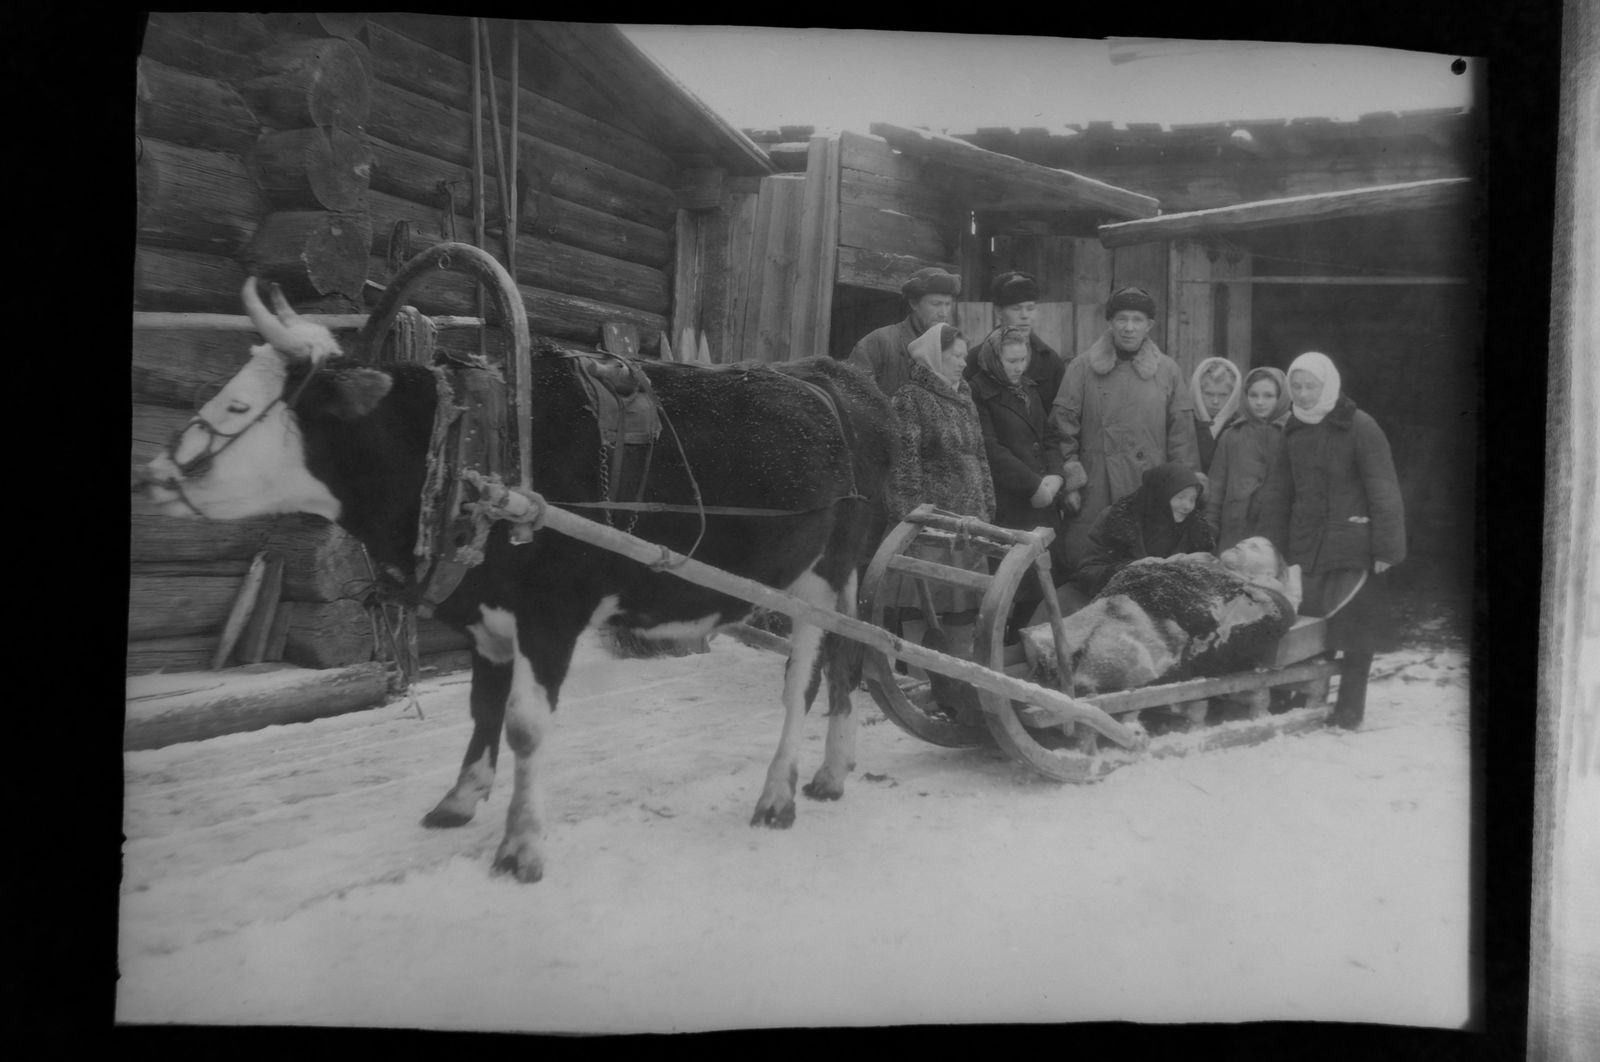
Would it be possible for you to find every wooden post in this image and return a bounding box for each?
[789,135,841,360]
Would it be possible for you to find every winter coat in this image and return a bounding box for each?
[968,368,1064,535]
[887,360,996,526]
[1050,332,1200,568]
[1205,413,1289,551]
[1074,466,1216,597]
[963,329,1066,406]
[847,315,922,400]
[1253,393,1406,576]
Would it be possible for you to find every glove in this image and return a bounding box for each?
[1060,460,1088,493]
[1031,475,1063,508]
[1058,490,1082,517]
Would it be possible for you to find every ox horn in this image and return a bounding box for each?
[241,277,313,359]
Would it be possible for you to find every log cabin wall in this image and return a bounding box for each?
[131,13,765,674]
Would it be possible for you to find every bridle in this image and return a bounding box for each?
[155,360,320,517]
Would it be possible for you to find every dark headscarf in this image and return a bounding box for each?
[977,327,1032,402]
[1137,462,1205,559]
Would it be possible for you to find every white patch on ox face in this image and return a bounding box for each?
[142,347,341,521]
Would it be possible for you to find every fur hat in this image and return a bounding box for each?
[1104,286,1157,319]
[990,271,1038,306]
[901,267,962,301]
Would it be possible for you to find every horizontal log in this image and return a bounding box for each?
[840,166,953,224]
[246,127,372,211]
[234,37,371,132]
[871,122,1161,219]
[836,244,955,294]
[366,81,677,229]
[130,513,290,563]
[1097,178,1477,248]
[364,136,671,267]
[139,12,279,80]
[132,402,190,467]
[366,190,670,314]
[125,634,217,675]
[137,137,265,255]
[136,57,260,153]
[131,326,309,408]
[123,662,390,750]
[133,245,249,312]
[242,210,373,300]
[266,519,373,603]
[362,256,665,352]
[130,559,253,580]
[1179,274,1471,286]
[362,18,678,187]
[282,600,375,668]
[839,201,957,264]
[128,572,241,640]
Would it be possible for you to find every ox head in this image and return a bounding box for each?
[139,278,394,521]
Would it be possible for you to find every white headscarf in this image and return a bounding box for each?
[1287,351,1342,425]
[908,323,963,385]
[1191,356,1242,438]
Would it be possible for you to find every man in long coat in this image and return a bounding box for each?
[1052,286,1200,573]
[963,270,1066,406]
[847,266,961,399]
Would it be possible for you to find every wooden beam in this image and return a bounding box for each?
[789,135,842,360]
[133,312,483,330]
[870,122,1160,219]
[1177,274,1471,285]
[1097,177,1476,248]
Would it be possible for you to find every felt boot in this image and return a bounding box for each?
[1329,651,1373,730]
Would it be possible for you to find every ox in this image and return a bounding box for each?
[138,245,894,882]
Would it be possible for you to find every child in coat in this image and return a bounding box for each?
[1205,365,1292,551]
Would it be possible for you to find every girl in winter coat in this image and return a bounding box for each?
[1071,462,1217,603]
[1254,352,1406,730]
[1190,356,1242,475]
[1205,365,1292,551]
[887,324,996,688]
[970,328,1086,632]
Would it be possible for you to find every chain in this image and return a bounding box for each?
[596,444,614,527]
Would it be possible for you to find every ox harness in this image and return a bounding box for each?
[392,348,867,617]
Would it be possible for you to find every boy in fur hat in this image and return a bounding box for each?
[963,270,1066,406]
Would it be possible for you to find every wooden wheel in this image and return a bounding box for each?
[859,512,992,748]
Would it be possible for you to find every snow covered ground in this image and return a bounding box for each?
[117,632,1471,1033]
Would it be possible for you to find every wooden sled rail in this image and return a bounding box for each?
[1016,658,1340,729]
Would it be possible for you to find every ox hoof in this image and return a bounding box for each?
[491,835,546,883]
[749,799,796,829]
[801,775,846,802]
[422,804,474,828]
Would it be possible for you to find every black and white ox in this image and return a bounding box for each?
[138,245,894,882]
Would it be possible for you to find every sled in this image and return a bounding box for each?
[857,505,1341,782]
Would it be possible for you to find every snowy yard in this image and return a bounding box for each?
[117,633,1471,1033]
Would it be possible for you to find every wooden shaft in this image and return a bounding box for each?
[211,552,269,669]
[133,312,485,331]
[507,22,519,281]
[531,498,1138,749]
[1032,554,1075,694]
[907,508,1050,547]
[477,19,514,257]
[470,18,487,362]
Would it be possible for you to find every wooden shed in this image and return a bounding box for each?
[129,13,774,689]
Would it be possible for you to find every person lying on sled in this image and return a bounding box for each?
[1019,535,1302,698]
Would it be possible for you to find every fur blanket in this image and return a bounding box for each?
[1022,538,1298,696]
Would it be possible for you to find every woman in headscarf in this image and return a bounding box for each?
[969,327,1085,634]
[1254,352,1406,730]
[1070,461,1216,603]
[1205,365,1292,552]
[1191,356,1242,475]
[886,323,996,684]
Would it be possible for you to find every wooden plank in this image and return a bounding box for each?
[1167,239,1213,378]
[840,130,933,185]
[128,573,242,640]
[1215,246,1253,370]
[134,245,251,313]
[955,302,994,344]
[839,201,955,264]
[211,552,270,669]
[1097,177,1475,247]
[236,553,287,665]
[1031,302,1075,362]
[123,662,390,751]
[836,245,956,295]
[126,635,217,675]
[885,554,994,593]
[1110,241,1170,327]
[1071,236,1113,355]
[132,403,192,468]
[746,175,807,363]
[840,165,950,222]
[671,208,705,358]
[789,136,842,360]
[714,190,760,361]
[871,122,1160,219]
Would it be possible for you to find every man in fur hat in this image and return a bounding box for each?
[847,266,961,399]
[963,270,1066,406]
[1051,286,1200,576]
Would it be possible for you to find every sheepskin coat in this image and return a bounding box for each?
[963,329,1066,406]
[1205,413,1289,551]
[1074,470,1216,597]
[847,314,922,401]
[1051,333,1200,568]
[887,361,996,525]
[1253,393,1406,576]
[968,368,1063,536]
